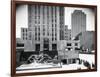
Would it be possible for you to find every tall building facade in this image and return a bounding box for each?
[71,10,86,39]
[21,5,65,52]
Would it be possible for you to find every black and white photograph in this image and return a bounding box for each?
[15,3,96,73]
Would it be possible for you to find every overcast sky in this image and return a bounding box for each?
[16,5,95,38]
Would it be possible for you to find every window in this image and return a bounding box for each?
[52,29,54,32]
[35,32,37,36]
[55,24,57,27]
[17,43,24,47]
[23,29,24,32]
[43,32,45,35]
[47,32,49,36]
[35,37,37,40]
[38,27,40,31]
[47,6,49,14]
[67,43,71,46]
[43,28,45,31]
[72,59,76,63]
[35,44,40,51]
[55,6,56,15]
[52,44,57,51]
[52,38,54,41]
[55,28,57,32]
[55,7,57,19]
[75,47,79,50]
[55,33,57,36]
[35,26,37,31]
[29,32,31,40]
[51,7,53,14]
[38,6,40,15]
[38,37,40,41]
[35,20,37,24]
[52,19,53,23]
[38,21,40,24]
[43,6,45,23]
[68,48,71,50]
[23,33,24,36]
[43,26,45,34]
[38,32,40,36]
[38,15,40,19]
[52,33,54,36]
[26,29,28,32]
[75,43,78,46]
[55,38,57,40]
[35,5,37,14]
[52,24,53,28]
[35,16,37,19]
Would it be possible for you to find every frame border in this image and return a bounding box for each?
[11,0,97,76]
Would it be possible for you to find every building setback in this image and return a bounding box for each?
[21,5,65,52]
[71,10,86,40]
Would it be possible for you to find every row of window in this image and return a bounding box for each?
[22,34,56,41]
[32,24,57,28]
[34,5,57,14]
[67,43,78,46]
[22,36,57,41]
[23,37,28,40]
[65,47,79,51]
[22,29,28,32]
[35,36,40,41]
[34,36,57,41]
[35,44,57,51]
[29,5,59,25]
[33,18,58,24]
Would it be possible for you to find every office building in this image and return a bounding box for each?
[71,10,86,39]
[21,5,65,52]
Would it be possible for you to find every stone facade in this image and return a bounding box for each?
[21,5,65,52]
[58,40,80,63]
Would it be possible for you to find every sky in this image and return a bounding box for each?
[16,5,28,38]
[16,5,95,38]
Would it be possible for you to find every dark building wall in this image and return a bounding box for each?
[75,31,94,52]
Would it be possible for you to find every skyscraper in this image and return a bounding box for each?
[21,5,65,52]
[71,10,86,39]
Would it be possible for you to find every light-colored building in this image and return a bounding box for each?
[21,28,28,41]
[71,10,86,39]
[58,40,80,64]
[64,25,71,40]
[21,5,65,52]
